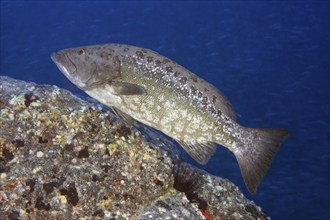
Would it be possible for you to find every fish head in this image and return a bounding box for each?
[51,45,121,89]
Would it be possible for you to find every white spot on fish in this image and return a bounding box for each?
[141,104,147,112]
[197,136,206,142]
[164,100,173,108]
[175,122,184,132]
[130,103,138,111]
[180,109,188,118]
[146,113,153,121]
[133,97,140,103]
[187,115,192,121]
[169,110,179,120]
[201,125,207,132]
[186,125,196,133]
[146,97,154,106]
[163,124,172,133]
[158,94,164,102]
[183,135,190,141]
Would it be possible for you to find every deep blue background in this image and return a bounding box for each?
[1,1,329,219]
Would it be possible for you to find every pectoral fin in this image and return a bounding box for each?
[112,107,137,126]
[110,81,146,96]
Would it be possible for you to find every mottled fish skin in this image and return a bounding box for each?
[52,44,290,194]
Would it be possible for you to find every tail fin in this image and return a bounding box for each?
[234,128,290,194]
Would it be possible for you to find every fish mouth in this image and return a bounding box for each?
[51,51,67,68]
[50,51,61,64]
[51,51,76,73]
[51,51,89,89]
[51,51,78,81]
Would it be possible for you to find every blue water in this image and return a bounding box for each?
[1,1,329,219]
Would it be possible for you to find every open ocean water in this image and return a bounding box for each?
[1,1,329,219]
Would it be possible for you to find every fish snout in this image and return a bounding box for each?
[51,51,59,63]
[51,51,66,66]
[51,51,77,76]
[51,50,87,89]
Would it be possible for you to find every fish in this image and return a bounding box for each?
[51,44,290,194]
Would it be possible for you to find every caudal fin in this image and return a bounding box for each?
[234,128,290,194]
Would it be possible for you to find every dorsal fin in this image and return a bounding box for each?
[214,89,236,121]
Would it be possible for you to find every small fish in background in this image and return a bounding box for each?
[51,44,290,194]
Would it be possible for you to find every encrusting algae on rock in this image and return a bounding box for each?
[0,76,269,219]
[0,76,175,219]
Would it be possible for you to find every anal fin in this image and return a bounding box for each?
[178,140,216,164]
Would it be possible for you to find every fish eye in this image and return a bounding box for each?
[78,49,85,55]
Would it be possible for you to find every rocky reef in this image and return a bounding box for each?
[0,76,268,219]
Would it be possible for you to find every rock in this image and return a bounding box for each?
[0,76,268,219]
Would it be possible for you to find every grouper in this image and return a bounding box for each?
[51,44,289,194]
